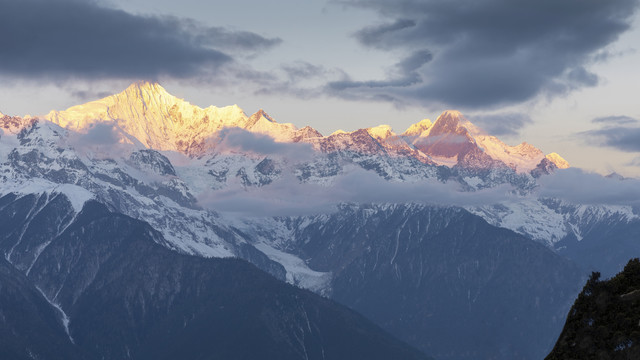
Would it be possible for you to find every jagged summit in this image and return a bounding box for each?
[124,81,172,99]
[39,83,567,171]
[0,113,38,135]
[400,110,562,172]
[367,124,395,140]
[403,119,432,137]
[545,153,570,169]
[406,111,481,162]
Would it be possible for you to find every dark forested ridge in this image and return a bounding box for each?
[547,258,640,360]
[0,195,431,360]
[281,204,585,360]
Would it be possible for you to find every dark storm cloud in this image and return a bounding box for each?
[324,49,433,105]
[470,112,534,136]
[396,50,433,73]
[332,0,638,108]
[0,0,280,80]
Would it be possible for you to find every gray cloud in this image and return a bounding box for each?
[280,62,330,82]
[199,165,640,217]
[580,123,640,152]
[216,128,315,162]
[194,25,282,52]
[592,115,639,125]
[629,157,640,167]
[81,123,121,145]
[356,19,417,48]
[324,50,434,105]
[331,0,638,108]
[64,121,144,159]
[470,112,534,136]
[0,0,280,81]
[198,167,512,217]
[538,168,640,206]
[70,89,114,101]
[396,49,433,73]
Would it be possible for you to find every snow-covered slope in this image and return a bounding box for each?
[0,119,296,281]
[46,82,320,155]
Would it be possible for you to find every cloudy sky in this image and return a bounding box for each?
[1,0,640,176]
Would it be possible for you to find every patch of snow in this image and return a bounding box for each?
[35,287,74,344]
[254,242,332,295]
[1,179,93,213]
[463,176,483,189]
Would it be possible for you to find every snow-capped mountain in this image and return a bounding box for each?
[43,82,566,176]
[401,110,568,172]
[2,81,638,359]
[1,82,632,269]
[45,82,320,155]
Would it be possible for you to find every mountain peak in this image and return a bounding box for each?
[118,81,179,108]
[45,82,251,153]
[127,80,163,91]
[367,124,395,139]
[546,152,570,169]
[441,109,463,118]
[430,110,482,136]
[248,109,276,125]
[403,118,432,137]
[403,110,556,172]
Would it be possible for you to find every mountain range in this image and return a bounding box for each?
[43,82,567,172]
[1,82,638,359]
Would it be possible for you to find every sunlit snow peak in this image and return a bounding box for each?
[545,152,570,169]
[45,82,318,155]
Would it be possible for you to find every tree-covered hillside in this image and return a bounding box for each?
[547,258,640,359]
